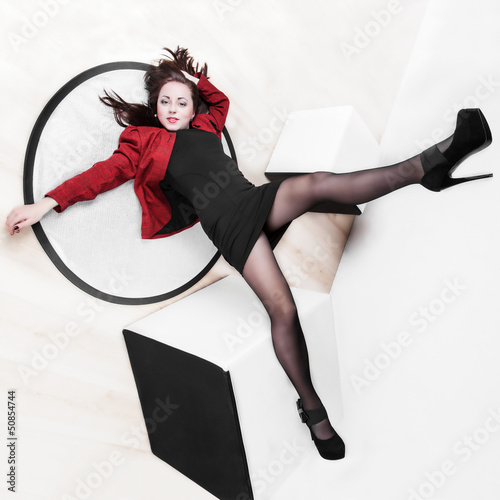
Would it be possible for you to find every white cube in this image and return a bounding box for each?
[123,275,342,499]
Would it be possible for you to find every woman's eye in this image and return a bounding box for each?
[161,99,168,105]
[179,102,186,107]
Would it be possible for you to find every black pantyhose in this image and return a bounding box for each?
[264,135,453,234]
[242,233,336,440]
[242,138,454,441]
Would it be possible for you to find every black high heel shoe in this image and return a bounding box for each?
[296,399,345,460]
[420,108,493,192]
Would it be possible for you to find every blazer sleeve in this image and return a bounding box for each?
[46,126,141,212]
[192,73,230,137]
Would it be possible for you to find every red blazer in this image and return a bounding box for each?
[46,74,230,239]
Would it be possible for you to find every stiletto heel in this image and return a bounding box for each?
[296,399,345,460]
[420,108,493,192]
[441,172,493,189]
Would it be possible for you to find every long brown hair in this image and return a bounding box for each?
[100,47,209,127]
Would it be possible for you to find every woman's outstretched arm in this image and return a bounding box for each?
[6,126,142,236]
[45,126,141,213]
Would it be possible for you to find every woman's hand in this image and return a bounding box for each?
[181,70,200,85]
[6,197,58,235]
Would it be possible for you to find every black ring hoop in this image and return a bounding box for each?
[24,61,237,305]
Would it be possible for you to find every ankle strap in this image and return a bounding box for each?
[420,144,446,173]
[296,399,327,427]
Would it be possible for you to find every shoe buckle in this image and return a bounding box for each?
[296,400,309,423]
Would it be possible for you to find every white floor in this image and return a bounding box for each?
[2,1,500,499]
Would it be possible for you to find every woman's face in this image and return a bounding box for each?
[156,81,195,131]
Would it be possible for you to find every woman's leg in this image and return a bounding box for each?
[264,129,459,232]
[242,233,335,440]
[264,148,430,233]
[265,107,492,232]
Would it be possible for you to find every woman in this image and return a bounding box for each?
[6,47,493,460]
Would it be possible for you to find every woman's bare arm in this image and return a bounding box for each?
[6,197,58,235]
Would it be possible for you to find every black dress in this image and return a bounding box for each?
[159,129,284,274]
